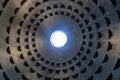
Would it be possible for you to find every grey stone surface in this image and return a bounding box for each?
[0,0,120,80]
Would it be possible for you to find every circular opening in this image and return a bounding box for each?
[50,30,67,48]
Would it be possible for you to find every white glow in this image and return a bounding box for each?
[50,30,67,48]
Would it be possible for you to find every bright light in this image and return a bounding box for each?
[50,30,67,48]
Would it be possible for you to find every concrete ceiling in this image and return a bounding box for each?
[0,0,120,80]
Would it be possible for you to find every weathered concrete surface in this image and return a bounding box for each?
[0,0,120,80]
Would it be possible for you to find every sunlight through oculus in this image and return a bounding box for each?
[50,30,67,48]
